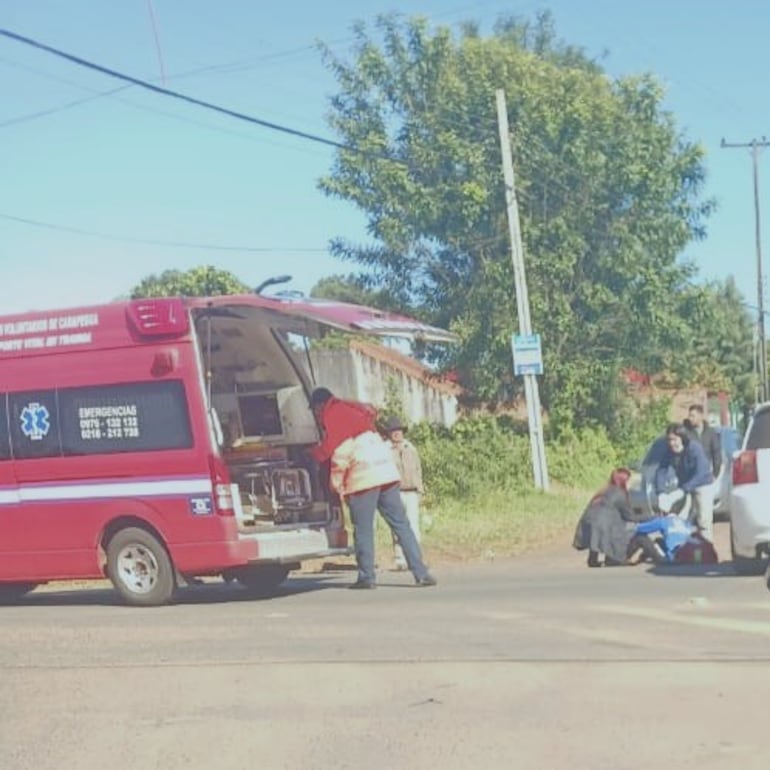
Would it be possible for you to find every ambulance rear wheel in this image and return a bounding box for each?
[107,527,175,606]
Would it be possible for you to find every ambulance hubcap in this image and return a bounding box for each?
[116,544,159,594]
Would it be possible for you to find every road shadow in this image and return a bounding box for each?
[644,561,751,579]
[3,573,345,608]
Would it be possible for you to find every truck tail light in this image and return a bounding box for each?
[733,450,758,486]
[208,455,235,516]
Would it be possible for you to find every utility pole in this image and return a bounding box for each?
[721,137,770,402]
[496,89,549,491]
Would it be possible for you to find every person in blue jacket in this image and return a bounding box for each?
[654,422,714,539]
[630,515,694,563]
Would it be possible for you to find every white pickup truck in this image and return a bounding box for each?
[730,405,770,574]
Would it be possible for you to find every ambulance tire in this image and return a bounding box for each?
[0,583,37,603]
[107,527,176,607]
[233,564,291,595]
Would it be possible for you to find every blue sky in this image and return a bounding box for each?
[1,0,768,316]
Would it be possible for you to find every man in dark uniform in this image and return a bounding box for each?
[680,407,721,540]
[685,404,722,480]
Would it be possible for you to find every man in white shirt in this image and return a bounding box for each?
[384,416,425,570]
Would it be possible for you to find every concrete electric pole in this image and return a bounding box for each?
[496,89,550,491]
[721,137,770,402]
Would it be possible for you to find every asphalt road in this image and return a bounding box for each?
[2,521,769,770]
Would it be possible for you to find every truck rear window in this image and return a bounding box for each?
[7,380,193,459]
[746,410,770,450]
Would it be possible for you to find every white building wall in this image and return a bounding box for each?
[309,348,458,428]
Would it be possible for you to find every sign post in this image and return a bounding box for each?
[497,89,550,491]
[511,334,544,376]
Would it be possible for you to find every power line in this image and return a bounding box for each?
[0,55,335,159]
[0,6,541,143]
[0,27,394,162]
[0,54,136,127]
[586,0,753,124]
[4,206,517,262]
[0,57,325,156]
[144,0,167,85]
[0,89,128,128]
[0,34,358,129]
[0,21,712,270]
[0,43,328,129]
[0,212,329,254]
[722,137,770,403]
[0,2,523,130]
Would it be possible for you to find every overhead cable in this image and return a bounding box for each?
[0,27,395,162]
[0,212,328,253]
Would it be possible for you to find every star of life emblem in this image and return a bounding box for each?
[20,402,51,440]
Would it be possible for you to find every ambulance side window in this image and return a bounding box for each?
[58,380,193,455]
[6,381,194,460]
[0,395,11,460]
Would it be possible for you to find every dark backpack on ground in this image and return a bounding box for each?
[673,536,719,565]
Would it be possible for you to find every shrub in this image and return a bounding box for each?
[410,416,531,504]
[610,396,672,465]
[410,415,621,505]
[546,426,619,490]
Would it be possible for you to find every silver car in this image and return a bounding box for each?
[628,428,739,518]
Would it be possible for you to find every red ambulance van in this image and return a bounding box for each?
[0,293,453,605]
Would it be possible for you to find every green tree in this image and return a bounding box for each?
[130,266,249,298]
[310,273,406,314]
[673,277,756,408]
[318,12,713,431]
[312,273,376,303]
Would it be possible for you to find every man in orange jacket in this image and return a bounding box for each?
[310,387,436,589]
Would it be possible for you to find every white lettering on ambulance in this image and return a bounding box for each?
[58,333,92,346]
[58,313,99,330]
[78,404,140,441]
[0,338,23,351]
[78,405,138,419]
[0,320,48,336]
[0,312,99,353]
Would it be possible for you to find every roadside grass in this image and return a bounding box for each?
[418,485,585,562]
[371,484,588,566]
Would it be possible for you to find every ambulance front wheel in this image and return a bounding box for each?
[107,527,175,606]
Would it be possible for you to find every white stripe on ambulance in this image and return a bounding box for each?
[0,477,212,505]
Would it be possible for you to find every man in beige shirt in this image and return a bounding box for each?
[384,416,425,570]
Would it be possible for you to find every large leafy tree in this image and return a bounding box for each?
[310,273,402,312]
[130,266,249,298]
[674,277,756,408]
[318,12,715,430]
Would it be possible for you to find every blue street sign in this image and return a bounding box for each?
[511,333,543,376]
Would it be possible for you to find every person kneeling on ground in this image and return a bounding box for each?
[573,467,653,567]
[627,491,718,565]
[308,387,436,590]
[627,515,717,565]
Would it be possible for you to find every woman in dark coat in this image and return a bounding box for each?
[572,468,650,567]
